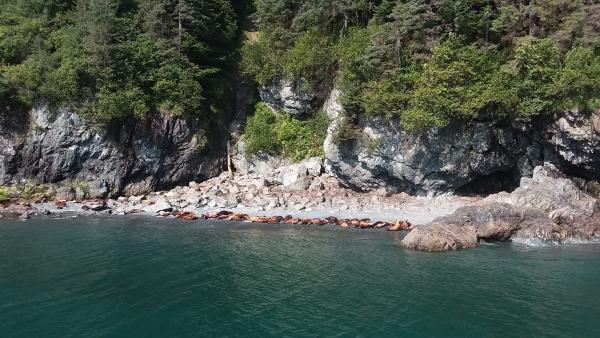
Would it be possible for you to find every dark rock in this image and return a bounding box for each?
[0,107,225,197]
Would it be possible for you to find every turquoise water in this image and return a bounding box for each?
[0,216,599,338]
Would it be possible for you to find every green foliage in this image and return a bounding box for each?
[247,0,600,132]
[282,31,335,85]
[243,102,328,162]
[0,184,56,202]
[0,186,14,202]
[240,33,283,85]
[244,102,280,156]
[557,46,600,111]
[512,37,563,116]
[274,110,329,162]
[405,36,501,129]
[0,0,242,123]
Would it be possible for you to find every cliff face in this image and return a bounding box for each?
[256,82,599,196]
[321,89,600,195]
[0,107,224,198]
[2,82,598,198]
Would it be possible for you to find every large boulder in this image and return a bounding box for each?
[431,204,536,241]
[401,223,478,252]
[0,106,225,197]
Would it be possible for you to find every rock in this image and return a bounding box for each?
[142,199,173,214]
[485,164,598,219]
[75,186,87,202]
[231,139,293,177]
[259,78,319,117]
[403,164,600,250]
[89,200,108,211]
[0,107,224,196]
[323,87,600,194]
[213,194,239,208]
[401,223,478,252]
[303,157,323,176]
[129,195,145,204]
[285,177,311,192]
[309,178,325,191]
[19,212,30,220]
[55,186,76,201]
[430,204,529,241]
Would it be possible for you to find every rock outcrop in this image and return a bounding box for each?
[0,107,225,198]
[323,87,600,195]
[402,164,600,251]
[259,78,319,117]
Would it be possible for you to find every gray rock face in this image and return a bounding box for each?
[323,88,600,195]
[546,110,600,178]
[259,78,319,117]
[0,107,224,197]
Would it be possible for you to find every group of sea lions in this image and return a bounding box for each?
[157,210,413,231]
[51,199,414,231]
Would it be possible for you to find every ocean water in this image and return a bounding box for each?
[0,216,599,338]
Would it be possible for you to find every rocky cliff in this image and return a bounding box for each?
[321,89,600,195]
[0,107,225,198]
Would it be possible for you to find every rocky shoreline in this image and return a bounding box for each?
[2,160,599,252]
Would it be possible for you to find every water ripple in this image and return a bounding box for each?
[0,217,599,337]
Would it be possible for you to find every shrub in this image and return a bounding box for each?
[244,102,280,156]
[243,102,329,162]
[275,111,329,162]
[406,36,501,128]
[282,31,335,87]
[512,37,563,116]
[240,33,284,85]
[557,46,600,111]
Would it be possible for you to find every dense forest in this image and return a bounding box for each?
[242,0,600,132]
[1,1,600,150]
[0,0,249,124]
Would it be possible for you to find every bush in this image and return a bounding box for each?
[405,36,501,129]
[512,37,563,116]
[240,33,284,85]
[557,46,600,111]
[244,102,280,156]
[282,31,335,87]
[243,102,329,162]
[275,111,329,162]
